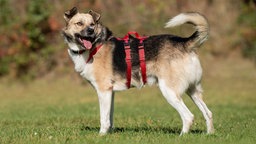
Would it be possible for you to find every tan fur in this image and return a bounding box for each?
[92,44,114,92]
[151,49,192,97]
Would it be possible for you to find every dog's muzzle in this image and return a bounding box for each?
[80,27,95,38]
[87,27,94,35]
[74,34,93,50]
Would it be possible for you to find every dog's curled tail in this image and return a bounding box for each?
[165,12,209,50]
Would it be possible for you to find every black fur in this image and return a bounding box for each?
[97,24,199,81]
[109,32,195,78]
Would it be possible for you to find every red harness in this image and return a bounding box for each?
[84,31,147,88]
[117,31,147,88]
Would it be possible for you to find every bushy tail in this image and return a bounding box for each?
[165,12,209,51]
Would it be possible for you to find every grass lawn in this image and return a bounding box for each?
[0,57,256,144]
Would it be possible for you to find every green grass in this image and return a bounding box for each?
[0,58,256,144]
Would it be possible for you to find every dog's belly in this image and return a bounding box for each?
[113,81,127,91]
[112,74,158,91]
[112,73,139,91]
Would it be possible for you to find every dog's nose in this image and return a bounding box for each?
[87,27,94,35]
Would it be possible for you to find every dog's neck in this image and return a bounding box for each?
[97,25,113,42]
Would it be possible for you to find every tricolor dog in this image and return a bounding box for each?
[62,7,214,135]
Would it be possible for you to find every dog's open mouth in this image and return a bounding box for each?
[79,37,92,50]
[74,33,92,50]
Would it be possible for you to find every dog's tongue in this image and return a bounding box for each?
[82,39,92,50]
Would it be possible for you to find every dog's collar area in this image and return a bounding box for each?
[69,44,103,63]
[69,49,86,55]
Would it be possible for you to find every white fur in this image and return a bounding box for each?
[67,42,97,86]
[159,79,194,135]
[165,13,189,28]
[167,53,202,96]
[157,52,214,135]
[147,76,158,86]
[113,81,128,91]
[97,90,114,135]
[189,84,214,134]
[67,41,81,51]
[165,13,209,48]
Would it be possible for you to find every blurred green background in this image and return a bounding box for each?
[0,0,256,143]
[0,0,255,80]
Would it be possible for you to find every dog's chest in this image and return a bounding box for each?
[68,50,95,81]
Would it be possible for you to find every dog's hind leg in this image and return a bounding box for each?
[97,90,115,135]
[187,84,214,134]
[159,79,194,135]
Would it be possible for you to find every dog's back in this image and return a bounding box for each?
[110,12,209,90]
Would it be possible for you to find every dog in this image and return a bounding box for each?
[62,7,214,135]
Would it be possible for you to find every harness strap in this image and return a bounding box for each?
[117,31,147,88]
[138,41,147,84]
[129,32,147,85]
[124,40,132,88]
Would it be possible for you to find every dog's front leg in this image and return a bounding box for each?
[97,90,114,135]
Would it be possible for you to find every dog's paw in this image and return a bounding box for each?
[99,127,114,136]
[99,128,111,136]
[179,131,188,136]
[207,128,215,134]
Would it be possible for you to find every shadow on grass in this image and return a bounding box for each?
[81,125,204,134]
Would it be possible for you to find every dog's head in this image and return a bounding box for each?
[62,7,102,50]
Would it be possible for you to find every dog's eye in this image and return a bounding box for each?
[76,22,83,26]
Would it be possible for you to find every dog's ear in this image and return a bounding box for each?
[88,10,101,22]
[64,7,78,22]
